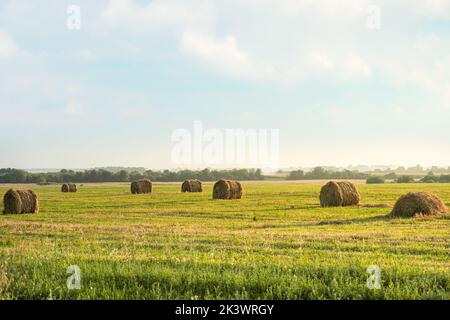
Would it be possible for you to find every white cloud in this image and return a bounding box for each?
[309,51,334,71]
[117,105,152,121]
[394,106,404,114]
[78,49,98,61]
[279,0,449,19]
[5,0,35,15]
[419,0,450,14]
[304,51,371,80]
[0,30,20,58]
[238,111,257,121]
[278,0,370,20]
[98,0,212,34]
[96,0,450,88]
[179,31,373,82]
[66,85,84,98]
[180,31,268,80]
[342,55,371,79]
[64,101,83,116]
[116,40,142,57]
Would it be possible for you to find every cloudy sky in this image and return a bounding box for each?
[0,0,449,169]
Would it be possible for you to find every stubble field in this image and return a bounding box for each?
[0,182,449,299]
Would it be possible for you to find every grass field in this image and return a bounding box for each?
[0,182,449,300]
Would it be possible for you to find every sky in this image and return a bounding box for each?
[0,0,450,170]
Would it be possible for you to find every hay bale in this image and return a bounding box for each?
[212,179,243,199]
[181,180,203,193]
[140,179,152,193]
[3,189,39,214]
[61,183,77,192]
[131,179,152,194]
[391,192,448,217]
[61,184,69,193]
[131,181,139,194]
[320,181,360,207]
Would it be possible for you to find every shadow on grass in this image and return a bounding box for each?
[254,214,391,229]
[319,214,390,225]
[216,205,320,214]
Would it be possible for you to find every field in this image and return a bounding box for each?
[0,182,449,300]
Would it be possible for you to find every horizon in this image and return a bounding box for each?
[6,163,450,174]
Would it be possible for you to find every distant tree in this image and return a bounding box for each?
[308,167,329,179]
[420,171,437,183]
[366,176,385,184]
[286,170,305,180]
[438,175,450,183]
[13,169,28,183]
[396,175,415,183]
[116,170,129,182]
[129,171,144,181]
[286,167,367,180]
[383,172,397,180]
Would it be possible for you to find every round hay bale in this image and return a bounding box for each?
[391,192,448,217]
[140,179,152,194]
[131,181,139,194]
[3,189,21,214]
[320,181,360,207]
[68,183,77,192]
[61,184,69,193]
[3,189,39,214]
[212,179,243,200]
[131,179,152,194]
[181,180,203,193]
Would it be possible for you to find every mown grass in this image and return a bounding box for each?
[0,182,449,300]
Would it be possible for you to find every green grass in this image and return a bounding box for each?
[0,182,449,300]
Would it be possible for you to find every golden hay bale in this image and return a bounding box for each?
[3,189,39,214]
[390,192,448,217]
[320,181,360,207]
[131,181,139,194]
[61,184,69,192]
[131,179,152,194]
[181,180,203,193]
[212,179,243,200]
[140,179,152,193]
[68,183,77,192]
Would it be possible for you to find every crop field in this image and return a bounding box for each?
[0,182,449,300]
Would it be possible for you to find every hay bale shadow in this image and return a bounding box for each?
[360,204,393,208]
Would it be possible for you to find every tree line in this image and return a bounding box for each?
[420,172,450,183]
[286,167,369,180]
[0,168,263,183]
[3,167,448,184]
[368,172,450,184]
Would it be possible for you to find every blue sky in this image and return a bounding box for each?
[0,0,449,169]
